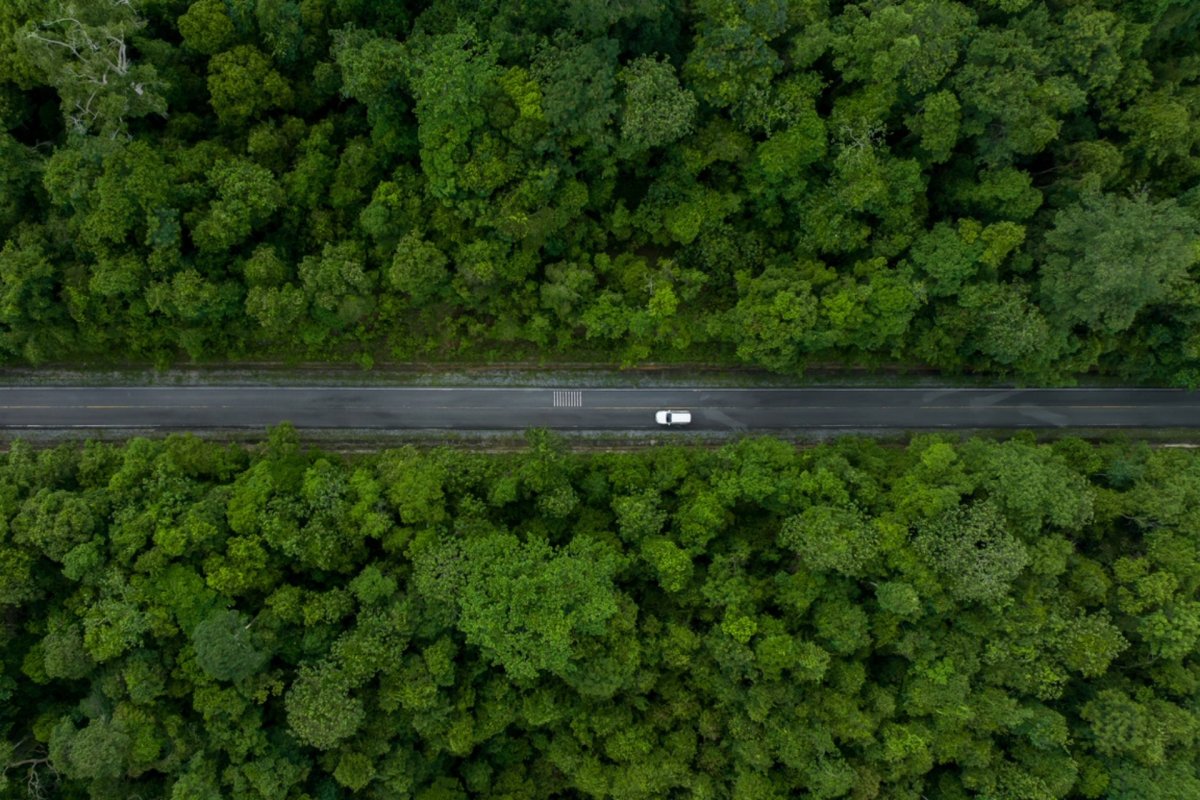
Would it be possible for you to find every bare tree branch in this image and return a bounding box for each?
[2,741,59,800]
[21,0,167,137]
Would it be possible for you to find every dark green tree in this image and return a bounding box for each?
[192,608,269,682]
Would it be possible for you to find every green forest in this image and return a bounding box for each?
[1,430,1198,799]
[4,2,1200,796]
[0,0,1199,379]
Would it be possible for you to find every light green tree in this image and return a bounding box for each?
[192,157,284,253]
[285,663,365,750]
[914,501,1029,603]
[1039,191,1200,335]
[177,0,235,55]
[618,56,696,151]
[416,532,622,681]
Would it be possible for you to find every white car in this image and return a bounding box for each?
[655,410,692,426]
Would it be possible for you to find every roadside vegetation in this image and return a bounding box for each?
[0,1,1199,380]
[2,430,1199,799]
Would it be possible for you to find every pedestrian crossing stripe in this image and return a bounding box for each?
[553,390,582,407]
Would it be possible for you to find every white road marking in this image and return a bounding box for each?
[552,390,583,407]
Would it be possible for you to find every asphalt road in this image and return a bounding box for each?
[1,386,1198,430]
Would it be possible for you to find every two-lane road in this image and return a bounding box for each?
[1,387,1198,430]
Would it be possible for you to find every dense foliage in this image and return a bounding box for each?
[2,429,1199,798]
[0,1,1199,378]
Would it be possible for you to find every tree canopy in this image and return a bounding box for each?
[0,1,1197,381]
[1,430,1199,798]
